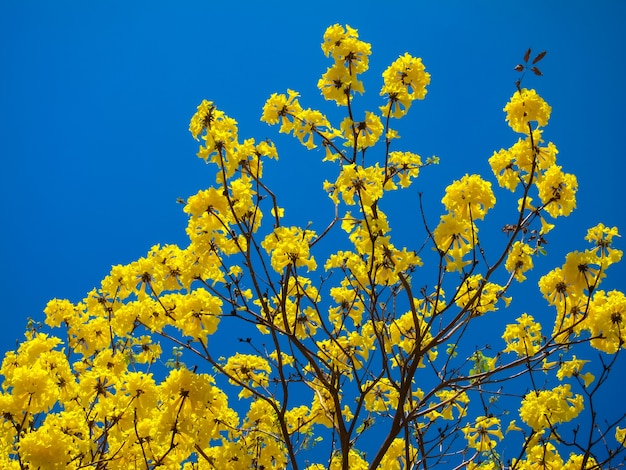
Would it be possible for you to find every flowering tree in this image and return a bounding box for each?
[1,25,625,469]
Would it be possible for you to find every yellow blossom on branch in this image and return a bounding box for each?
[261,89,303,133]
[505,241,535,282]
[462,415,504,453]
[380,52,430,118]
[321,24,371,74]
[223,354,271,398]
[519,384,584,431]
[502,313,543,357]
[504,88,552,133]
[261,226,317,273]
[536,165,578,218]
[442,174,495,221]
[340,111,384,151]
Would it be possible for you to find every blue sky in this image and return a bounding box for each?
[1,0,625,460]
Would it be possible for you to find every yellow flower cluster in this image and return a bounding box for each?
[586,289,626,353]
[537,164,578,218]
[502,313,543,356]
[586,222,622,261]
[434,174,495,272]
[318,24,370,105]
[426,389,470,421]
[462,415,504,453]
[378,438,419,469]
[328,280,365,328]
[256,276,320,339]
[326,163,385,206]
[261,226,317,273]
[261,90,341,153]
[538,224,623,350]
[307,376,354,428]
[363,378,399,413]
[442,174,496,221]
[263,25,432,167]
[387,151,423,188]
[557,355,595,387]
[380,52,430,118]
[491,106,577,220]
[315,321,377,375]
[519,384,584,431]
[324,210,422,289]
[505,241,535,282]
[339,111,384,151]
[504,88,552,134]
[385,309,438,368]
[1,333,240,469]
[306,449,369,470]
[509,430,600,469]
[454,274,509,316]
[223,353,271,398]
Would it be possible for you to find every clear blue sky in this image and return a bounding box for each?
[1,0,625,451]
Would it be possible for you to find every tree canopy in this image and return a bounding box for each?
[1,24,625,470]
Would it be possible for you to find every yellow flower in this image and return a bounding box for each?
[616,426,626,446]
[327,164,385,206]
[462,415,504,452]
[441,174,495,221]
[454,275,506,316]
[506,419,523,433]
[189,99,215,140]
[292,108,332,150]
[387,310,435,364]
[557,356,593,385]
[19,414,88,470]
[340,111,383,151]
[328,282,365,328]
[324,448,369,470]
[318,63,364,106]
[563,453,598,469]
[380,53,430,118]
[504,88,551,133]
[363,378,399,413]
[505,241,535,282]
[387,151,423,189]
[538,267,571,307]
[189,103,239,168]
[512,441,564,469]
[321,24,371,75]
[223,354,271,398]
[502,313,543,357]
[427,389,469,421]
[536,165,578,218]
[488,147,519,191]
[173,288,222,341]
[433,213,475,254]
[379,438,418,469]
[43,298,79,328]
[261,226,317,273]
[519,384,584,431]
[467,461,498,470]
[261,89,302,133]
[585,223,623,264]
[562,250,604,293]
[587,289,625,353]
